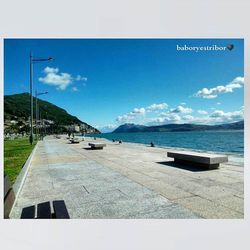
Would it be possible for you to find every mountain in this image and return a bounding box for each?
[4,92,100,133]
[112,123,146,133]
[112,121,244,133]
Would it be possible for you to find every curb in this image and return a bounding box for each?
[10,141,40,215]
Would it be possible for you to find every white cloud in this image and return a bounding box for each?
[156,113,181,122]
[217,102,221,105]
[195,77,244,99]
[72,87,79,92]
[148,117,166,124]
[166,114,181,122]
[116,105,243,127]
[177,109,243,125]
[116,107,146,123]
[149,107,243,126]
[96,124,118,133]
[189,109,242,125]
[131,107,146,115]
[116,103,170,124]
[170,105,193,114]
[44,67,59,74]
[182,115,194,121]
[156,105,193,123]
[210,110,243,121]
[197,110,208,115]
[76,75,88,81]
[105,124,117,129]
[147,114,181,125]
[203,94,217,99]
[116,114,134,123]
[115,102,243,127]
[210,110,224,117]
[39,67,88,90]
[146,103,168,111]
[159,112,168,117]
[39,67,73,90]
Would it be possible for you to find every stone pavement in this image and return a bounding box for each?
[10,136,244,219]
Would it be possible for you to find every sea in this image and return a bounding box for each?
[87,130,244,156]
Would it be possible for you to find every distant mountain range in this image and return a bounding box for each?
[4,92,100,133]
[112,120,244,133]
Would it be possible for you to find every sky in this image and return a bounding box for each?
[4,39,244,132]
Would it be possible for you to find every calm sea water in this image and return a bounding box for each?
[87,130,244,156]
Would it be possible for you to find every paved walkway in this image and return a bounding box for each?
[10,136,244,219]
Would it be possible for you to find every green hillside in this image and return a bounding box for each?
[4,92,99,133]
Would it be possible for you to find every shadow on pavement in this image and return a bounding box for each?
[156,160,215,172]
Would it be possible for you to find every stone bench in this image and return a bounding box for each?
[21,200,70,219]
[88,143,106,150]
[69,138,80,144]
[167,150,228,169]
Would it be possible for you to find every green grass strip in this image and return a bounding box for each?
[4,137,37,184]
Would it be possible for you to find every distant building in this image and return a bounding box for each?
[74,125,80,132]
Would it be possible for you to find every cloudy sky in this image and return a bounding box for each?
[4,39,244,132]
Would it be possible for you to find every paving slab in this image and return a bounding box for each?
[9,136,243,219]
[213,195,244,214]
[175,196,243,219]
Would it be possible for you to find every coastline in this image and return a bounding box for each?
[85,129,244,157]
[84,136,244,165]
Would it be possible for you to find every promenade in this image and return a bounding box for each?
[10,136,244,219]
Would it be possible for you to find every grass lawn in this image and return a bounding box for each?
[4,137,37,184]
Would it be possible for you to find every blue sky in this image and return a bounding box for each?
[4,39,244,132]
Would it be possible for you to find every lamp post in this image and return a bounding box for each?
[35,91,48,140]
[29,53,33,145]
[29,52,54,145]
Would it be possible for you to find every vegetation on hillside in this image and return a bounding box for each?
[5,92,82,124]
[4,93,100,134]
